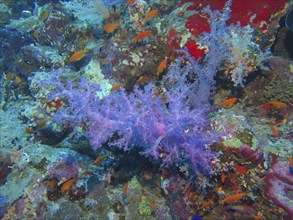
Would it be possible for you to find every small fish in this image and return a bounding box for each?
[268,124,279,138]
[147,197,156,212]
[110,84,123,92]
[262,101,286,109]
[157,57,167,76]
[219,98,238,107]
[261,102,272,110]
[93,153,110,165]
[222,193,244,204]
[199,199,212,209]
[126,0,136,6]
[143,9,158,24]
[60,177,76,193]
[235,166,247,175]
[103,22,118,33]
[192,216,203,220]
[269,101,286,108]
[133,30,151,44]
[221,172,226,183]
[123,183,128,195]
[70,49,88,62]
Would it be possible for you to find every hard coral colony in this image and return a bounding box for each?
[0,0,292,220]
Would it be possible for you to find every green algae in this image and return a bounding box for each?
[138,196,152,217]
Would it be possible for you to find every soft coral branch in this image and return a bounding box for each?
[40,52,218,175]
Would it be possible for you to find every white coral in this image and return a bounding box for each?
[83,59,111,98]
[225,25,271,86]
[62,0,109,27]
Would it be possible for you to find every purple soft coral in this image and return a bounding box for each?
[42,52,218,175]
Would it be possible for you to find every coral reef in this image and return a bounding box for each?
[0,28,34,72]
[0,0,291,219]
[62,0,109,27]
[265,160,293,219]
[175,0,287,59]
[38,63,217,175]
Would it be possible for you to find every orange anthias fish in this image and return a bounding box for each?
[143,9,158,24]
[221,172,226,183]
[262,101,286,109]
[219,98,238,107]
[93,154,110,165]
[110,84,123,92]
[268,124,279,138]
[147,197,156,212]
[123,183,128,195]
[222,193,244,204]
[103,22,118,33]
[157,57,167,76]
[269,101,286,108]
[126,0,136,6]
[261,102,272,110]
[133,30,151,44]
[70,49,88,62]
[235,166,247,175]
[199,199,212,209]
[60,177,76,193]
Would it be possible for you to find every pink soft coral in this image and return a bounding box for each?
[265,160,293,219]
